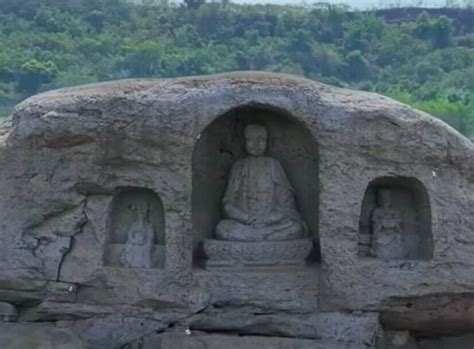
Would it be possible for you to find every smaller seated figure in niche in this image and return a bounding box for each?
[215,124,307,242]
[371,188,405,259]
[120,202,154,268]
[0,302,17,322]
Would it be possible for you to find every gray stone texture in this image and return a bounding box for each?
[0,72,472,348]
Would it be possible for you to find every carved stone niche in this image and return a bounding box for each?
[358,177,433,260]
[192,105,319,269]
[104,187,165,268]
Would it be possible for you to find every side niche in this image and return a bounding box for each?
[104,187,165,268]
[358,177,433,260]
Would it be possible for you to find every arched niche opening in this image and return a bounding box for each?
[358,177,433,260]
[192,105,319,267]
[104,187,165,268]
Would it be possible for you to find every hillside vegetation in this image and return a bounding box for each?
[0,0,473,136]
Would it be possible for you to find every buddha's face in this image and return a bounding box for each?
[244,125,267,156]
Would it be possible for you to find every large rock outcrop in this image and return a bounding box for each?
[0,72,472,348]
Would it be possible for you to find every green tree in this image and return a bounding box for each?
[344,50,370,81]
[414,12,453,48]
[17,59,58,94]
[122,41,164,77]
[84,10,106,32]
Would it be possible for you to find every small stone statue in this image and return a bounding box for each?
[371,188,405,259]
[215,124,307,242]
[120,202,154,268]
[0,302,17,322]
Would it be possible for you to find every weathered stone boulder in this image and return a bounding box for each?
[0,72,472,348]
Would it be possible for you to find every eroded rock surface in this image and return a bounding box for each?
[0,72,472,348]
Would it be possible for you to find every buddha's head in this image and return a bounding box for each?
[377,188,392,208]
[244,124,267,156]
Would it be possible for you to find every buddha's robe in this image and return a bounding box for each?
[216,156,306,242]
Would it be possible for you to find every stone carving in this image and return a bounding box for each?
[358,177,433,260]
[370,188,405,259]
[0,302,17,322]
[104,188,165,268]
[204,124,312,268]
[120,203,154,268]
[216,124,307,242]
[1,72,472,348]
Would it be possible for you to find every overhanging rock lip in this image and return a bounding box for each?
[12,71,413,116]
[7,71,474,160]
[15,71,323,101]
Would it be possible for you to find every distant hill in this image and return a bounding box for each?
[0,1,472,136]
[372,7,474,33]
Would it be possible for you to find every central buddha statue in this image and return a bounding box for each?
[203,124,312,268]
[215,124,307,242]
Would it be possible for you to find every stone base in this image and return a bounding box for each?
[203,238,313,269]
[204,259,308,270]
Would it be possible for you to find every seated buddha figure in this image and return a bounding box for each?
[370,188,405,259]
[215,124,307,242]
[120,202,154,268]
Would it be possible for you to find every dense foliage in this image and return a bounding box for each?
[0,0,473,136]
